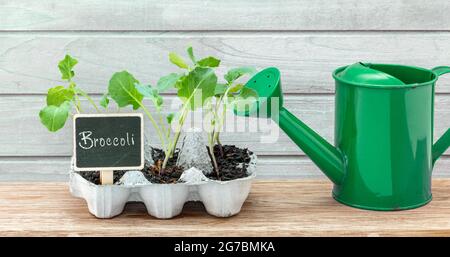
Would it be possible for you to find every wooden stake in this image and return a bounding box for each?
[100,170,113,185]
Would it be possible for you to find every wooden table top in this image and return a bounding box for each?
[1,179,450,236]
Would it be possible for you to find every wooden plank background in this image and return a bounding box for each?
[1,0,450,31]
[1,1,450,181]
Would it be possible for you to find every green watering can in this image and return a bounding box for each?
[235,63,450,210]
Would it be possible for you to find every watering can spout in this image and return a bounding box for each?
[433,128,450,166]
[276,107,346,185]
[234,67,345,185]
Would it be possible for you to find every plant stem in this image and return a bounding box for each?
[157,110,169,142]
[162,108,188,170]
[218,99,227,144]
[213,95,226,148]
[77,88,100,113]
[216,136,222,146]
[139,103,167,151]
[73,102,81,114]
[121,86,167,150]
[162,128,181,170]
[208,100,220,175]
[209,97,221,144]
[73,93,82,113]
[208,143,220,177]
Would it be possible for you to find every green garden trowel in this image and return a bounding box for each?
[234,64,450,211]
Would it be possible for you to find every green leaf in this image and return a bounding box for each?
[214,83,228,96]
[155,95,163,107]
[58,55,78,81]
[46,86,74,106]
[197,56,221,68]
[134,83,153,97]
[187,46,196,64]
[229,87,258,113]
[228,83,244,94]
[108,71,143,110]
[224,67,257,83]
[169,52,189,69]
[39,101,71,132]
[157,73,181,92]
[135,83,163,110]
[100,93,109,109]
[166,113,175,124]
[177,67,217,110]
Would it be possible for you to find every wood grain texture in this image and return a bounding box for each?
[2,32,450,94]
[2,156,450,181]
[1,0,450,31]
[2,94,450,157]
[2,179,450,236]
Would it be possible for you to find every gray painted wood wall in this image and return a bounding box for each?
[1,0,450,181]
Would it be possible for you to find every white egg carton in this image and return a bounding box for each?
[69,153,257,219]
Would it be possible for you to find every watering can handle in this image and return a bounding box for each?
[432,66,450,76]
[432,66,450,164]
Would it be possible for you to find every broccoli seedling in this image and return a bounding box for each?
[39,54,100,132]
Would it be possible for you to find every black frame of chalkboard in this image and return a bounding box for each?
[72,113,144,172]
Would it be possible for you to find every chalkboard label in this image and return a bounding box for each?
[73,113,144,171]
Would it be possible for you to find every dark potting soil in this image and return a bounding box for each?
[76,148,183,185]
[207,145,252,181]
[141,148,184,184]
[77,145,252,185]
[77,170,127,185]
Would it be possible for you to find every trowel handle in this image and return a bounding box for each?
[432,66,450,165]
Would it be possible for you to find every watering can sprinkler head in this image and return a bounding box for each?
[233,67,283,119]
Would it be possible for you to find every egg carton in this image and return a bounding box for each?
[69,153,257,219]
